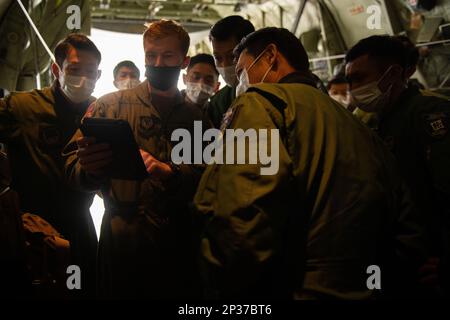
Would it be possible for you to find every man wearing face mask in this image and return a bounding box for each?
[194,27,426,299]
[182,53,220,108]
[0,34,101,298]
[207,15,255,128]
[113,60,141,90]
[327,75,351,110]
[64,20,208,298]
[346,35,450,296]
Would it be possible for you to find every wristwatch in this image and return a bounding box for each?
[0,186,10,197]
[166,161,182,191]
[167,161,181,178]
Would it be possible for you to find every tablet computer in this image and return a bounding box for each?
[80,117,148,181]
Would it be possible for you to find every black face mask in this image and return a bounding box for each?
[145,65,181,91]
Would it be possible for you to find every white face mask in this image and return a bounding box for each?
[115,78,141,90]
[216,64,238,87]
[185,82,215,105]
[330,93,351,108]
[349,66,394,113]
[235,68,250,97]
[236,49,273,97]
[60,73,96,104]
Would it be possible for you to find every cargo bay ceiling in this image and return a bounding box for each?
[1,0,449,91]
[89,0,450,52]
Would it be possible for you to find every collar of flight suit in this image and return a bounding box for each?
[50,80,95,118]
[133,79,185,109]
[278,71,321,89]
[378,84,419,123]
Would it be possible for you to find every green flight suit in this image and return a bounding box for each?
[64,80,208,298]
[375,85,450,292]
[181,89,214,130]
[194,72,426,299]
[207,85,235,128]
[0,82,97,297]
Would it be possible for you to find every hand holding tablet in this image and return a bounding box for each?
[79,118,148,181]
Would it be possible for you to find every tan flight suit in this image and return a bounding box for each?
[194,73,427,299]
[64,80,208,298]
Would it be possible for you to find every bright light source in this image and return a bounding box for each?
[89,194,104,240]
[89,28,187,100]
[88,28,189,238]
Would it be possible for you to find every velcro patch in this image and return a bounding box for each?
[220,104,241,133]
[423,112,448,138]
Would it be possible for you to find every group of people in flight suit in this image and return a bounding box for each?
[1,15,449,299]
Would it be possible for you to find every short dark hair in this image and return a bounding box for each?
[209,15,255,43]
[54,33,101,68]
[327,75,348,90]
[187,54,218,75]
[113,60,140,79]
[394,35,419,69]
[345,35,407,70]
[234,27,310,71]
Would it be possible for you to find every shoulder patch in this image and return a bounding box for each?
[423,112,449,139]
[39,125,62,147]
[139,115,161,139]
[220,104,241,132]
[83,102,96,119]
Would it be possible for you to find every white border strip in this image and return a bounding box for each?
[16,0,56,63]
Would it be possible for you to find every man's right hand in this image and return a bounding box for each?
[76,136,113,177]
